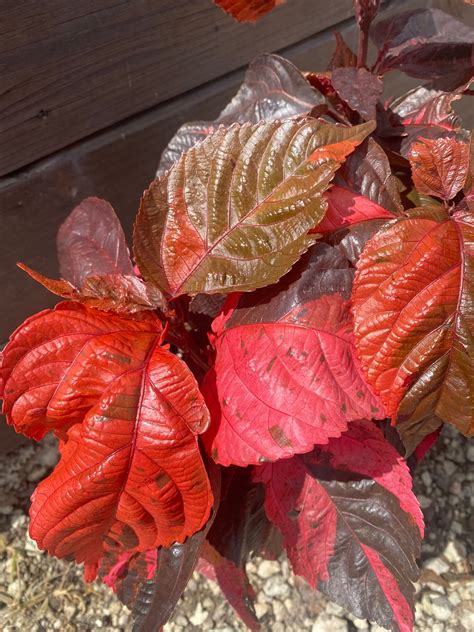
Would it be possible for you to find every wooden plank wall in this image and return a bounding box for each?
[0,0,472,345]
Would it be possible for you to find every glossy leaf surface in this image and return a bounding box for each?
[18,264,166,315]
[338,138,403,214]
[135,120,374,297]
[214,0,284,22]
[332,67,383,121]
[255,419,422,632]
[317,185,394,234]
[57,198,134,287]
[409,137,470,201]
[157,54,325,176]
[352,210,474,436]
[203,243,384,466]
[372,9,474,79]
[0,302,213,571]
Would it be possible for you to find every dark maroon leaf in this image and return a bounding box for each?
[372,9,474,79]
[131,536,207,632]
[332,67,383,121]
[57,198,134,287]
[157,122,216,177]
[396,415,443,459]
[255,420,423,632]
[338,138,403,213]
[353,0,380,30]
[157,54,323,175]
[98,462,221,631]
[207,467,272,566]
[328,32,358,70]
[189,294,227,319]
[333,218,391,265]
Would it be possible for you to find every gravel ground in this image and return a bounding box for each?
[0,426,472,632]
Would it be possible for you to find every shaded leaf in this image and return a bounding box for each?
[372,9,474,79]
[203,243,384,466]
[100,462,221,631]
[198,543,260,630]
[0,302,213,572]
[388,85,464,130]
[57,198,134,287]
[255,419,422,632]
[189,294,227,318]
[328,32,357,70]
[396,414,443,459]
[157,54,324,176]
[409,137,470,201]
[135,119,374,297]
[18,263,166,315]
[332,67,383,121]
[338,138,403,213]
[335,219,392,266]
[352,209,474,436]
[207,467,272,566]
[214,0,284,23]
[316,185,394,234]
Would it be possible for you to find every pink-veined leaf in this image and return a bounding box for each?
[156,54,323,176]
[57,198,134,287]
[0,302,213,573]
[352,209,474,436]
[213,0,284,23]
[255,419,423,632]
[203,243,385,466]
[18,263,167,315]
[135,119,374,297]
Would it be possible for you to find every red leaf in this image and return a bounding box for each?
[57,198,134,287]
[332,67,383,121]
[316,186,394,234]
[352,210,474,436]
[0,302,212,569]
[18,263,167,315]
[214,0,284,23]
[203,244,384,466]
[409,137,470,201]
[198,542,260,630]
[255,419,422,632]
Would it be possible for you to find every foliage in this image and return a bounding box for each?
[1,2,473,631]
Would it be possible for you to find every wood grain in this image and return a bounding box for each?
[0,0,354,175]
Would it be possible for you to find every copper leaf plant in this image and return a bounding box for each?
[1,2,473,631]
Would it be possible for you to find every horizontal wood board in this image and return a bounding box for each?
[0,0,354,175]
[1,0,473,345]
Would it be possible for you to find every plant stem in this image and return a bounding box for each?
[357,27,369,68]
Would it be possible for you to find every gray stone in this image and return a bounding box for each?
[444,540,466,564]
[467,444,474,463]
[190,603,208,626]
[443,460,457,477]
[263,575,290,598]
[256,560,280,579]
[423,557,450,575]
[312,614,348,632]
[254,603,269,619]
[430,596,452,621]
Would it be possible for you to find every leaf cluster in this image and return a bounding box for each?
[1,2,473,631]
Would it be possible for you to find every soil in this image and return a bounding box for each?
[0,426,472,632]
